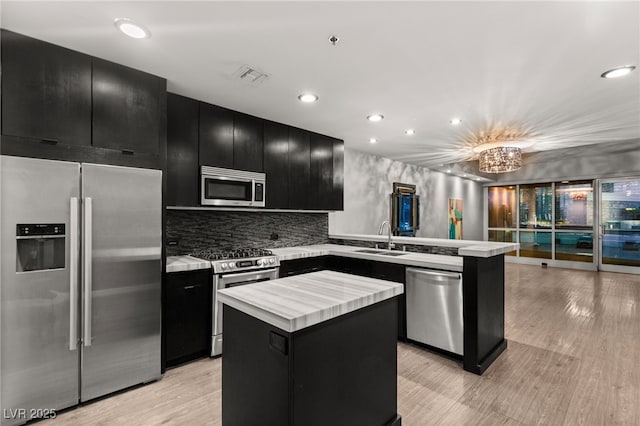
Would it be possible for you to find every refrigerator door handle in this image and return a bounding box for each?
[83,197,93,347]
[69,197,79,351]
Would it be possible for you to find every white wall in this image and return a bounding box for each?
[329,149,484,240]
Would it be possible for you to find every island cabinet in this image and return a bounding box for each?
[278,255,407,340]
[1,29,166,169]
[218,271,402,426]
[327,256,407,340]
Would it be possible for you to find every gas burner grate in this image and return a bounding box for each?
[190,248,273,261]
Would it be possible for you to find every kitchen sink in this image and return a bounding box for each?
[354,249,409,256]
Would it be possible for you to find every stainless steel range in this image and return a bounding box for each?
[190,248,280,356]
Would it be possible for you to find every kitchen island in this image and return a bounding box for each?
[217,270,403,426]
[271,239,518,375]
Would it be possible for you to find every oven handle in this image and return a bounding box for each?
[219,268,279,286]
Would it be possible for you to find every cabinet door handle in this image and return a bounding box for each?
[41,138,59,145]
[121,149,135,155]
[184,285,196,290]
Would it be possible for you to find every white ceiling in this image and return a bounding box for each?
[2,1,639,170]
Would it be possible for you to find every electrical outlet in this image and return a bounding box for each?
[270,233,279,240]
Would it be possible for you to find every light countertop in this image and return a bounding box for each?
[166,255,211,273]
[217,270,403,332]
[270,244,463,272]
[329,233,519,258]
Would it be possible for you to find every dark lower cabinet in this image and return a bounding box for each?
[288,128,311,209]
[278,256,328,278]
[165,269,212,367]
[167,93,200,206]
[327,256,407,340]
[92,57,165,156]
[200,102,234,168]
[1,29,91,146]
[222,299,400,426]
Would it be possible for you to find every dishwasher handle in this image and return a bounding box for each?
[406,267,461,281]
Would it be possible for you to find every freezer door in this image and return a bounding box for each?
[1,156,81,424]
[80,164,162,402]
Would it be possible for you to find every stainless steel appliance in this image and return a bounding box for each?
[189,248,279,356]
[201,166,265,207]
[405,267,463,355]
[390,182,420,237]
[1,156,162,425]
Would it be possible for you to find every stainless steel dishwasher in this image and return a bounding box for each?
[405,267,463,355]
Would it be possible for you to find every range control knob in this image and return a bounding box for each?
[221,263,228,270]
[229,262,236,269]
[269,258,275,264]
[257,259,264,266]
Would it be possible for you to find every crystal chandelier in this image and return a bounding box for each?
[478,146,522,173]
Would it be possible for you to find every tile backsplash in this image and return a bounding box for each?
[166,210,329,255]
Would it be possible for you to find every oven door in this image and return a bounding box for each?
[201,175,255,206]
[212,268,279,353]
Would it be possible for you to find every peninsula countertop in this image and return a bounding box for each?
[270,244,464,272]
[329,233,519,257]
[217,270,404,333]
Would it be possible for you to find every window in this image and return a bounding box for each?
[519,183,553,229]
[488,180,594,263]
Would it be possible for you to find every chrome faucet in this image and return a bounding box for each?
[378,221,395,250]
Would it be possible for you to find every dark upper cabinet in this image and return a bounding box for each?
[331,139,345,210]
[233,113,264,172]
[92,58,165,155]
[199,102,234,168]
[167,93,200,207]
[166,93,344,210]
[1,29,91,146]
[310,133,334,210]
[288,127,311,210]
[264,122,290,208]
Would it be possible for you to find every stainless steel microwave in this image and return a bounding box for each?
[201,166,265,207]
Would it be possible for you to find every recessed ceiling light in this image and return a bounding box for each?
[369,138,377,144]
[449,117,462,125]
[476,178,481,181]
[298,93,318,103]
[367,114,384,122]
[114,18,150,39]
[463,174,467,177]
[405,129,415,135]
[601,65,636,79]
[446,169,451,173]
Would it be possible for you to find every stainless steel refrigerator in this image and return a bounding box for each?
[1,156,162,425]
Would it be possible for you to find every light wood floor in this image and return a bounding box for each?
[48,264,640,425]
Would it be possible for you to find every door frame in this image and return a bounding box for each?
[597,177,640,274]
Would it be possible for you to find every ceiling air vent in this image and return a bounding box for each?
[233,64,270,85]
